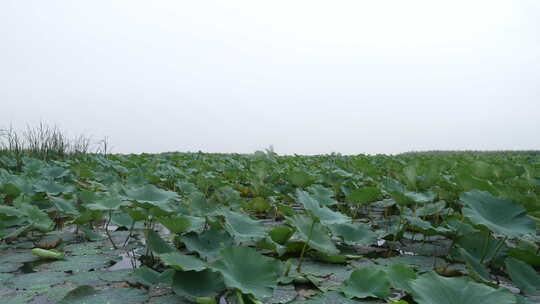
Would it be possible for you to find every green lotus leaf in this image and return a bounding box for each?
[268,225,294,245]
[328,222,377,246]
[287,215,339,255]
[146,229,175,255]
[508,240,540,266]
[455,171,498,194]
[246,197,271,212]
[340,268,390,299]
[515,295,535,304]
[6,271,67,289]
[0,262,22,273]
[98,269,136,283]
[308,184,337,206]
[64,271,101,285]
[34,180,74,195]
[381,177,405,193]
[86,196,130,211]
[79,225,106,241]
[213,186,242,207]
[212,246,282,299]
[124,184,179,211]
[460,190,535,238]
[387,264,417,292]
[49,254,119,272]
[59,286,148,304]
[346,187,381,205]
[416,201,447,216]
[403,165,417,188]
[410,272,515,304]
[222,210,266,243]
[404,216,451,233]
[111,212,136,228]
[292,291,358,303]
[40,166,70,180]
[172,270,225,300]
[375,255,447,273]
[181,228,234,262]
[157,216,194,234]
[261,284,297,304]
[289,170,313,188]
[505,258,540,295]
[3,294,35,304]
[175,181,199,196]
[50,197,79,216]
[446,216,480,235]
[132,266,162,286]
[189,192,220,216]
[458,247,491,283]
[452,232,506,263]
[0,205,25,217]
[392,191,414,206]
[1,182,21,198]
[404,191,436,203]
[0,250,39,264]
[159,252,207,272]
[22,204,54,231]
[296,190,349,225]
[147,295,192,304]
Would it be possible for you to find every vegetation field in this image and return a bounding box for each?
[0,150,539,303]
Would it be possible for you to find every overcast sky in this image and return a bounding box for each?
[1,1,539,155]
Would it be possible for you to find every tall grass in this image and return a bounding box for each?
[0,122,107,166]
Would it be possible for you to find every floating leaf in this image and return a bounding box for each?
[6,271,66,289]
[159,252,207,272]
[49,254,119,272]
[59,286,148,304]
[410,272,515,304]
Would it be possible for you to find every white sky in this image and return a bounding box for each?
[1,0,539,155]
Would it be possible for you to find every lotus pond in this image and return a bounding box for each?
[0,151,539,304]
